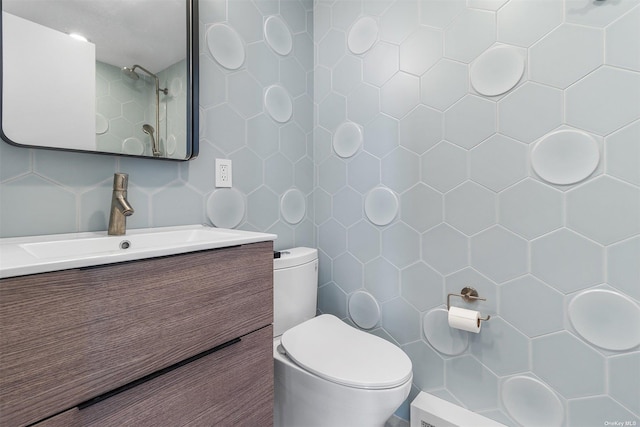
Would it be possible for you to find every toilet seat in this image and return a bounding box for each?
[280,314,412,390]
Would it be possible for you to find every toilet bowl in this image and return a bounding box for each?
[273,248,413,427]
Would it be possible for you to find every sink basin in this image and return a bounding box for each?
[20,228,240,260]
[0,225,276,278]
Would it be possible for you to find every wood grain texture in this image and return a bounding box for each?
[34,326,274,427]
[31,408,80,427]
[0,241,273,427]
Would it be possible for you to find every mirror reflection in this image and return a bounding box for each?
[1,0,198,160]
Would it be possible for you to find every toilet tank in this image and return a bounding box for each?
[273,247,318,337]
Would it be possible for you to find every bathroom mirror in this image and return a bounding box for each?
[0,0,199,160]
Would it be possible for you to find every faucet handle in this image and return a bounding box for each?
[113,173,129,190]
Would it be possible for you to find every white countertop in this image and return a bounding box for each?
[0,224,277,279]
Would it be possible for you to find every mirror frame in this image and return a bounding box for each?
[0,0,199,161]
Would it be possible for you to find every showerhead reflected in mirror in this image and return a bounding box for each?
[142,124,155,136]
[122,65,170,95]
[142,124,159,157]
[1,0,199,161]
[122,66,141,81]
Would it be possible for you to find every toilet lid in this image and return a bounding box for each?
[280,314,413,390]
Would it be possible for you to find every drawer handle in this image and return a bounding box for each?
[78,337,242,410]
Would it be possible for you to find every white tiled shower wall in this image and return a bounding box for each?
[0,0,638,426]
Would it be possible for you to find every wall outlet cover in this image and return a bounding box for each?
[215,158,232,188]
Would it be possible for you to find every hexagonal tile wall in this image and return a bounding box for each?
[608,352,640,415]
[532,332,606,399]
[470,44,526,96]
[381,222,420,269]
[607,236,640,301]
[400,26,443,76]
[2,0,639,424]
[399,105,442,155]
[445,355,499,411]
[381,297,421,345]
[501,376,565,427]
[380,72,421,119]
[401,262,443,312]
[531,129,600,185]
[362,42,399,87]
[498,82,563,143]
[445,95,496,149]
[421,224,469,276]
[381,147,420,193]
[420,59,468,111]
[206,188,245,228]
[605,5,640,71]
[568,289,640,351]
[566,176,640,245]
[498,0,563,47]
[531,229,604,293]
[332,56,362,97]
[421,141,468,193]
[565,0,638,28]
[400,184,443,232]
[264,84,294,123]
[280,188,306,225]
[364,187,398,226]
[568,396,638,427]
[470,226,528,283]
[469,317,530,376]
[419,0,466,29]
[332,122,363,158]
[264,15,293,56]
[333,252,363,295]
[529,24,604,89]
[348,290,381,330]
[365,257,400,303]
[444,182,497,236]
[565,66,640,136]
[1,174,77,237]
[423,308,469,356]
[498,178,564,239]
[605,120,640,186]
[445,9,496,63]
[347,16,378,55]
[499,275,565,338]
[403,340,445,390]
[206,23,246,70]
[379,0,419,45]
[469,134,528,191]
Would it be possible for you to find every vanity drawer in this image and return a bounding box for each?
[34,326,274,427]
[0,241,273,427]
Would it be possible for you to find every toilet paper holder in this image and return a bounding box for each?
[447,286,491,321]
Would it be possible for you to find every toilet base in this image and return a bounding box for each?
[274,340,412,427]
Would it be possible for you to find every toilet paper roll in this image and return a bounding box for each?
[448,306,482,333]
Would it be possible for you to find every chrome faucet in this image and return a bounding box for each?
[108,173,134,235]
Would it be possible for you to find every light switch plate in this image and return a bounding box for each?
[215,158,232,187]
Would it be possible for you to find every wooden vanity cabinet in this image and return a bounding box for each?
[0,241,274,427]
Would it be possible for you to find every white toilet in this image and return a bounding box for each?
[273,247,413,427]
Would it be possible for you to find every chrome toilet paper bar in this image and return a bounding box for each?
[447,286,491,321]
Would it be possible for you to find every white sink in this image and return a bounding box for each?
[0,225,276,278]
[20,227,240,259]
